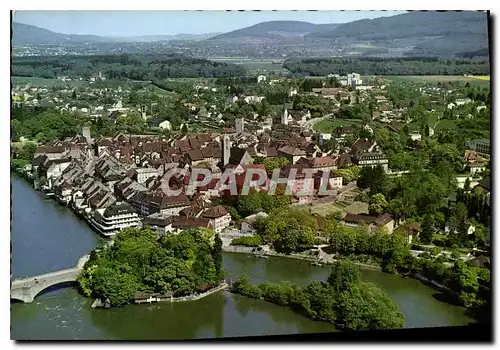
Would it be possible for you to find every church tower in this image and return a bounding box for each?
[281,108,289,125]
[222,134,231,166]
[235,118,244,134]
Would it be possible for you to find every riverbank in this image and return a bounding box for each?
[91,282,229,309]
[222,244,382,271]
[11,175,477,340]
[223,243,478,308]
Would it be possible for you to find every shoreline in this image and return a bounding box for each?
[11,172,469,310]
[222,244,382,271]
[91,282,230,309]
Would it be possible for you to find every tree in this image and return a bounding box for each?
[420,214,436,245]
[327,260,360,293]
[212,234,223,280]
[452,202,468,225]
[72,90,77,99]
[336,283,405,330]
[369,193,389,216]
[464,177,471,192]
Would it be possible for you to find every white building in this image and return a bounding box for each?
[89,202,141,237]
[257,75,267,83]
[347,73,362,86]
[409,132,422,141]
[201,206,232,233]
[455,98,473,106]
[135,168,160,184]
[46,159,72,181]
[159,120,172,130]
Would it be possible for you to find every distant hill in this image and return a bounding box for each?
[12,22,220,45]
[209,21,338,41]
[12,22,106,45]
[106,33,222,43]
[306,11,489,56]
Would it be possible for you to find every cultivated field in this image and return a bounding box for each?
[384,75,490,87]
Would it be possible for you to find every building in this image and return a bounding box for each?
[135,168,160,184]
[235,118,245,134]
[221,134,231,166]
[201,206,232,233]
[455,98,473,106]
[354,153,389,172]
[257,75,266,83]
[341,213,394,234]
[409,133,422,142]
[130,193,191,217]
[465,139,490,155]
[241,212,268,234]
[278,146,306,164]
[143,213,213,237]
[395,222,421,243]
[88,202,141,237]
[347,73,362,86]
[444,221,476,235]
[34,145,67,160]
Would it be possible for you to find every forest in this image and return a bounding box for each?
[12,54,247,80]
[283,57,490,76]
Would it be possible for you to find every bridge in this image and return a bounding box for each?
[11,254,90,303]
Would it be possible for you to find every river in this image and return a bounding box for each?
[10,175,474,340]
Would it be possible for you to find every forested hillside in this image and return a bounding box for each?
[12,54,247,80]
[283,57,490,76]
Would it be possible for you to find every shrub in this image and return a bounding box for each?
[231,235,262,247]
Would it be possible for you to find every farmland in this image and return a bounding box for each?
[11,76,87,88]
[383,75,490,87]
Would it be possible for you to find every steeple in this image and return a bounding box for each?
[281,94,288,125]
[222,134,231,166]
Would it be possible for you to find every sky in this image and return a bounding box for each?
[12,10,406,37]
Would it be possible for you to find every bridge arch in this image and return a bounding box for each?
[31,279,79,301]
[11,253,90,303]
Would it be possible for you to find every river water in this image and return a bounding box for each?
[10,175,474,340]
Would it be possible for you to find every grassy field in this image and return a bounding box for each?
[384,75,490,87]
[313,119,361,133]
[11,76,88,88]
[469,76,490,81]
[427,114,439,127]
[434,119,458,131]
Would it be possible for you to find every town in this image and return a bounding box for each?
[12,68,491,262]
[10,10,492,340]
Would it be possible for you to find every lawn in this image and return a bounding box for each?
[343,202,369,215]
[313,119,361,133]
[427,114,439,127]
[310,203,345,217]
[434,119,458,131]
